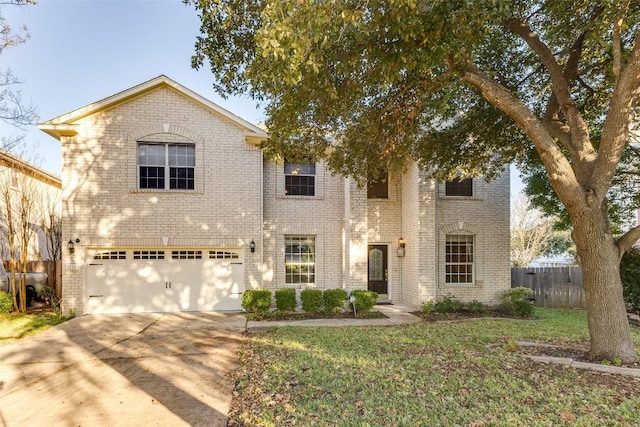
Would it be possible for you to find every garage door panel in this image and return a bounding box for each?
[85,248,244,314]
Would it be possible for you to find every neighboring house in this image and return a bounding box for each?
[0,150,62,262]
[38,76,510,315]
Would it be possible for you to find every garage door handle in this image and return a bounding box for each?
[89,263,103,266]
[165,282,172,289]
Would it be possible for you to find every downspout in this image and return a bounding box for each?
[260,148,264,289]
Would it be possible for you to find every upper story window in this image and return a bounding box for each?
[284,161,315,196]
[445,177,473,197]
[138,143,195,190]
[367,172,389,199]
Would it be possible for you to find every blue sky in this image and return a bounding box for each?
[2,0,524,193]
[1,0,264,176]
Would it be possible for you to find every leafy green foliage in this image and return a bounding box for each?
[349,290,377,312]
[241,290,272,313]
[433,294,464,313]
[274,288,297,312]
[520,146,640,236]
[501,287,535,317]
[466,300,486,314]
[40,286,60,312]
[300,289,323,313]
[421,301,434,314]
[322,289,348,314]
[0,292,12,313]
[620,248,640,314]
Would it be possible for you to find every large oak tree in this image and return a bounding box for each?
[187,0,640,362]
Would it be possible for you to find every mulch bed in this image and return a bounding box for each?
[411,309,526,322]
[246,310,386,321]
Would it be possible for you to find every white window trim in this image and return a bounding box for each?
[138,142,195,191]
[444,234,474,285]
[276,161,326,199]
[128,125,204,194]
[284,235,316,287]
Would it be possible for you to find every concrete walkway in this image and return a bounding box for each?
[0,312,246,427]
[246,303,421,331]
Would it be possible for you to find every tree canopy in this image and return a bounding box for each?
[188,0,640,362]
[189,1,637,183]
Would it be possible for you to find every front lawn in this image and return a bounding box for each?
[230,309,640,426]
[0,312,72,345]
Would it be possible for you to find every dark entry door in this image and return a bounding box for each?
[368,245,388,295]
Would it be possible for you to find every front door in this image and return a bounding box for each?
[368,245,388,297]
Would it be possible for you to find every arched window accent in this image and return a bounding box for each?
[138,142,195,190]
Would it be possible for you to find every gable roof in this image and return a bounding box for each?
[0,150,61,189]
[37,75,269,145]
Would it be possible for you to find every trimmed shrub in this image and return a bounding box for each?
[301,289,323,313]
[434,294,463,313]
[513,299,535,317]
[620,247,640,313]
[500,287,535,317]
[421,301,434,314]
[323,289,348,314]
[350,290,377,312]
[241,290,272,313]
[0,292,12,313]
[466,300,486,314]
[275,288,297,312]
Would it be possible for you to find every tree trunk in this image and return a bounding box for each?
[572,208,638,363]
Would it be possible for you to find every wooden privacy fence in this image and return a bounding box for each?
[511,266,585,309]
[2,260,62,298]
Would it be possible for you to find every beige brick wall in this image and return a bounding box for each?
[262,160,345,291]
[435,170,511,305]
[399,164,439,308]
[367,175,402,299]
[58,84,511,314]
[60,87,262,314]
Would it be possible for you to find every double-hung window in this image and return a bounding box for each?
[445,234,474,284]
[284,161,315,196]
[285,236,315,285]
[138,143,195,190]
[445,177,473,197]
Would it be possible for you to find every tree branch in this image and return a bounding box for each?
[505,18,595,171]
[617,224,640,256]
[594,31,640,197]
[612,0,631,80]
[462,63,583,209]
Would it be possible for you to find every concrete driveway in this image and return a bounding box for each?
[0,312,247,427]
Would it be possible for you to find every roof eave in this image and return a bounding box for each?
[37,123,79,140]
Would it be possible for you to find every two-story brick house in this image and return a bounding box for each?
[38,76,510,315]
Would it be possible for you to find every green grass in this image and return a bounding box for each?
[230,309,640,426]
[0,312,73,345]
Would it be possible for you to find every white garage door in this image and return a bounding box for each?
[85,248,244,314]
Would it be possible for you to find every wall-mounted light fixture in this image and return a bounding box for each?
[397,237,406,257]
[250,239,256,253]
[68,238,80,254]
